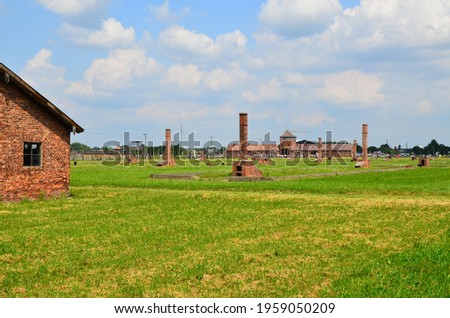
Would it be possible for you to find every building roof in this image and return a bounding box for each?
[1,63,84,133]
[297,139,315,144]
[280,130,296,138]
[285,143,354,152]
[226,142,353,152]
[318,143,353,151]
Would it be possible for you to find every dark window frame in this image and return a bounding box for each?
[23,142,42,167]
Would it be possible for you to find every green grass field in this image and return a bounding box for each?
[1,158,449,297]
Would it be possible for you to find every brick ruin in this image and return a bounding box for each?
[327,139,332,160]
[317,137,323,162]
[0,63,83,201]
[417,157,430,167]
[355,124,370,168]
[231,113,262,178]
[352,139,357,161]
[157,128,176,167]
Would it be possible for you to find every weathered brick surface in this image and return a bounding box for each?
[0,81,71,201]
[232,160,262,177]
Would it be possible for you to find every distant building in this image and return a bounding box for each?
[225,130,353,159]
[226,143,279,159]
[279,130,297,156]
[0,63,83,201]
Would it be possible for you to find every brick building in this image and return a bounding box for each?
[279,130,297,156]
[0,63,83,201]
[226,143,279,159]
[226,130,353,159]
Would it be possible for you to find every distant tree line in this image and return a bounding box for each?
[70,142,212,157]
[368,139,449,156]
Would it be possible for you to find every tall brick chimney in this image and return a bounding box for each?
[239,113,248,159]
[158,128,175,166]
[362,124,368,163]
[355,124,370,168]
[318,137,323,160]
[327,142,332,160]
[232,112,262,178]
[352,139,357,161]
[165,128,172,162]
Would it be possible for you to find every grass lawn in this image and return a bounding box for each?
[1,158,449,297]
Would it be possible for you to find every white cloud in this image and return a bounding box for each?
[66,48,162,96]
[61,18,135,48]
[415,99,435,115]
[159,25,214,56]
[22,49,66,88]
[162,64,203,89]
[161,64,248,92]
[242,79,285,103]
[315,70,384,106]
[135,102,209,122]
[251,31,323,70]
[285,72,320,86]
[134,101,236,124]
[215,104,235,117]
[158,25,247,60]
[147,0,190,25]
[36,0,109,16]
[21,49,87,120]
[202,69,233,91]
[328,0,450,51]
[201,67,248,91]
[216,30,247,52]
[252,1,450,73]
[259,0,342,37]
[290,110,336,128]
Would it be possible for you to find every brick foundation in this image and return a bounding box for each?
[232,160,262,177]
[418,157,429,167]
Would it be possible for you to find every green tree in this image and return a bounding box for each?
[424,139,439,156]
[70,142,91,151]
[379,143,390,154]
[438,143,449,155]
[412,146,423,155]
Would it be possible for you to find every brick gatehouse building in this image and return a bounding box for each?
[0,63,83,201]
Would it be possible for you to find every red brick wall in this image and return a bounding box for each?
[232,160,262,177]
[0,80,71,201]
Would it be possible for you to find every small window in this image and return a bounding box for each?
[23,142,41,166]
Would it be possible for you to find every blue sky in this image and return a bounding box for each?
[1,0,449,148]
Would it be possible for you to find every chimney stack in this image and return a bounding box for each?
[352,139,357,161]
[318,137,323,160]
[165,129,172,162]
[232,112,262,178]
[362,124,368,163]
[157,128,175,166]
[239,113,248,159]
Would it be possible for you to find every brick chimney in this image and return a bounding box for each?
[355,124,370,168]
[239,113,248,159]
[165,128,172,162]
[318,137,323,160]
[158,128,176,166]
[232,113,262,178]
[352,139,357,161]
[362,124,368,163]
